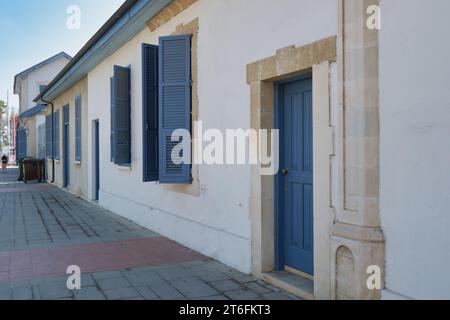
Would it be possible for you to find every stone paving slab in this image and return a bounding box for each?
[0,177,159,252]
[0,174,298,300]
[0,262,300,300]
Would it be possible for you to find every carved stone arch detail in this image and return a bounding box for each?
[335,246,356,300]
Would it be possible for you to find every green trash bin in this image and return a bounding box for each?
[18,157,33,181]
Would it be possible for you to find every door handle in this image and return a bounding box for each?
[281,168,289,176]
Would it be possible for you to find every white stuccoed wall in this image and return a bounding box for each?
[88,0,337,273]
[379,0,450,299]
[23,56,69,111]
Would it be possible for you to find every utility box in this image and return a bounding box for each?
[23,159,45,183]
[18,157,33,181]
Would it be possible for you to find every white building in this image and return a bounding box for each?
[13,52,71,160]
[37,0,450,300]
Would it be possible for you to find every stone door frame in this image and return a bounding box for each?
[247,36,337,299]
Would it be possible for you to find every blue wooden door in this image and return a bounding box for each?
[63,106,70,188]
[281,78,314,275]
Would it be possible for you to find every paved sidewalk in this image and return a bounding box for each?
[0,167,19,185]
[0,179,298,300]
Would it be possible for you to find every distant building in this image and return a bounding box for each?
[13,52,72,160]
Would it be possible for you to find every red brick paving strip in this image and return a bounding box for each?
[0,237,207,282]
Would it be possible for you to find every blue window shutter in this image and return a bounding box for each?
[54,110,60,160]
[63,104,70,124]
[75,96,82,162]
[110,77,115,162]
[142,44,159,182]
[158,35,192,184]
[16,129,22,159]
[17,128,27,160]
[45,114,52,159]
[113,65,131,165]
[15,129,19,159]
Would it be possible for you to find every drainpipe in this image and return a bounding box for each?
[40,97,55,183]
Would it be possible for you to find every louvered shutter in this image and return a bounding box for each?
[110,77,115,162]
[46,114,52,159]
[15,129,18,159]
[142,44,159,182]
[158,35,192,184]
[17,128,27,160]
[63,104,69,125]
[113,66,131,165]
[54,110,60,160]
[75,96,82,162]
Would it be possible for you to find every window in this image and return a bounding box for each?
[45,114,52,159]
[54,110,60,160]
[110,77,115,162]
[75,96,82,162]
[112,65,131,166]
[142,43,159,182]
[158,35,192,184]
[38,124,46,160]
[141,35,192,184]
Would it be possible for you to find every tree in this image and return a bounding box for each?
[0,100,5,119]
[0,100,8,151]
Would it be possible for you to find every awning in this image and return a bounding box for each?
[20,104,48,118]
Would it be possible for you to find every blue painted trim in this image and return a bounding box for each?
[274,81,285,271]
[142,43,159,182]
[142,45,148,181]
[158,34,192,184]
[45,114,53,160]
[63,104,70,125]
[113,65,132,166]
[276,72,313,86]
[63,105,70,188]
[110,77,115,163]
[20,104,47,118]
[54,110,61,161]
[75,96,82,162]
[16,128,28,160]
[274,73,313,271]
[95,120,100,201]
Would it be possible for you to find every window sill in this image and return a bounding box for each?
[117,165,131,171]
[74,161,81,166]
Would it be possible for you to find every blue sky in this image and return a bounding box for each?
[0,0,125,111]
